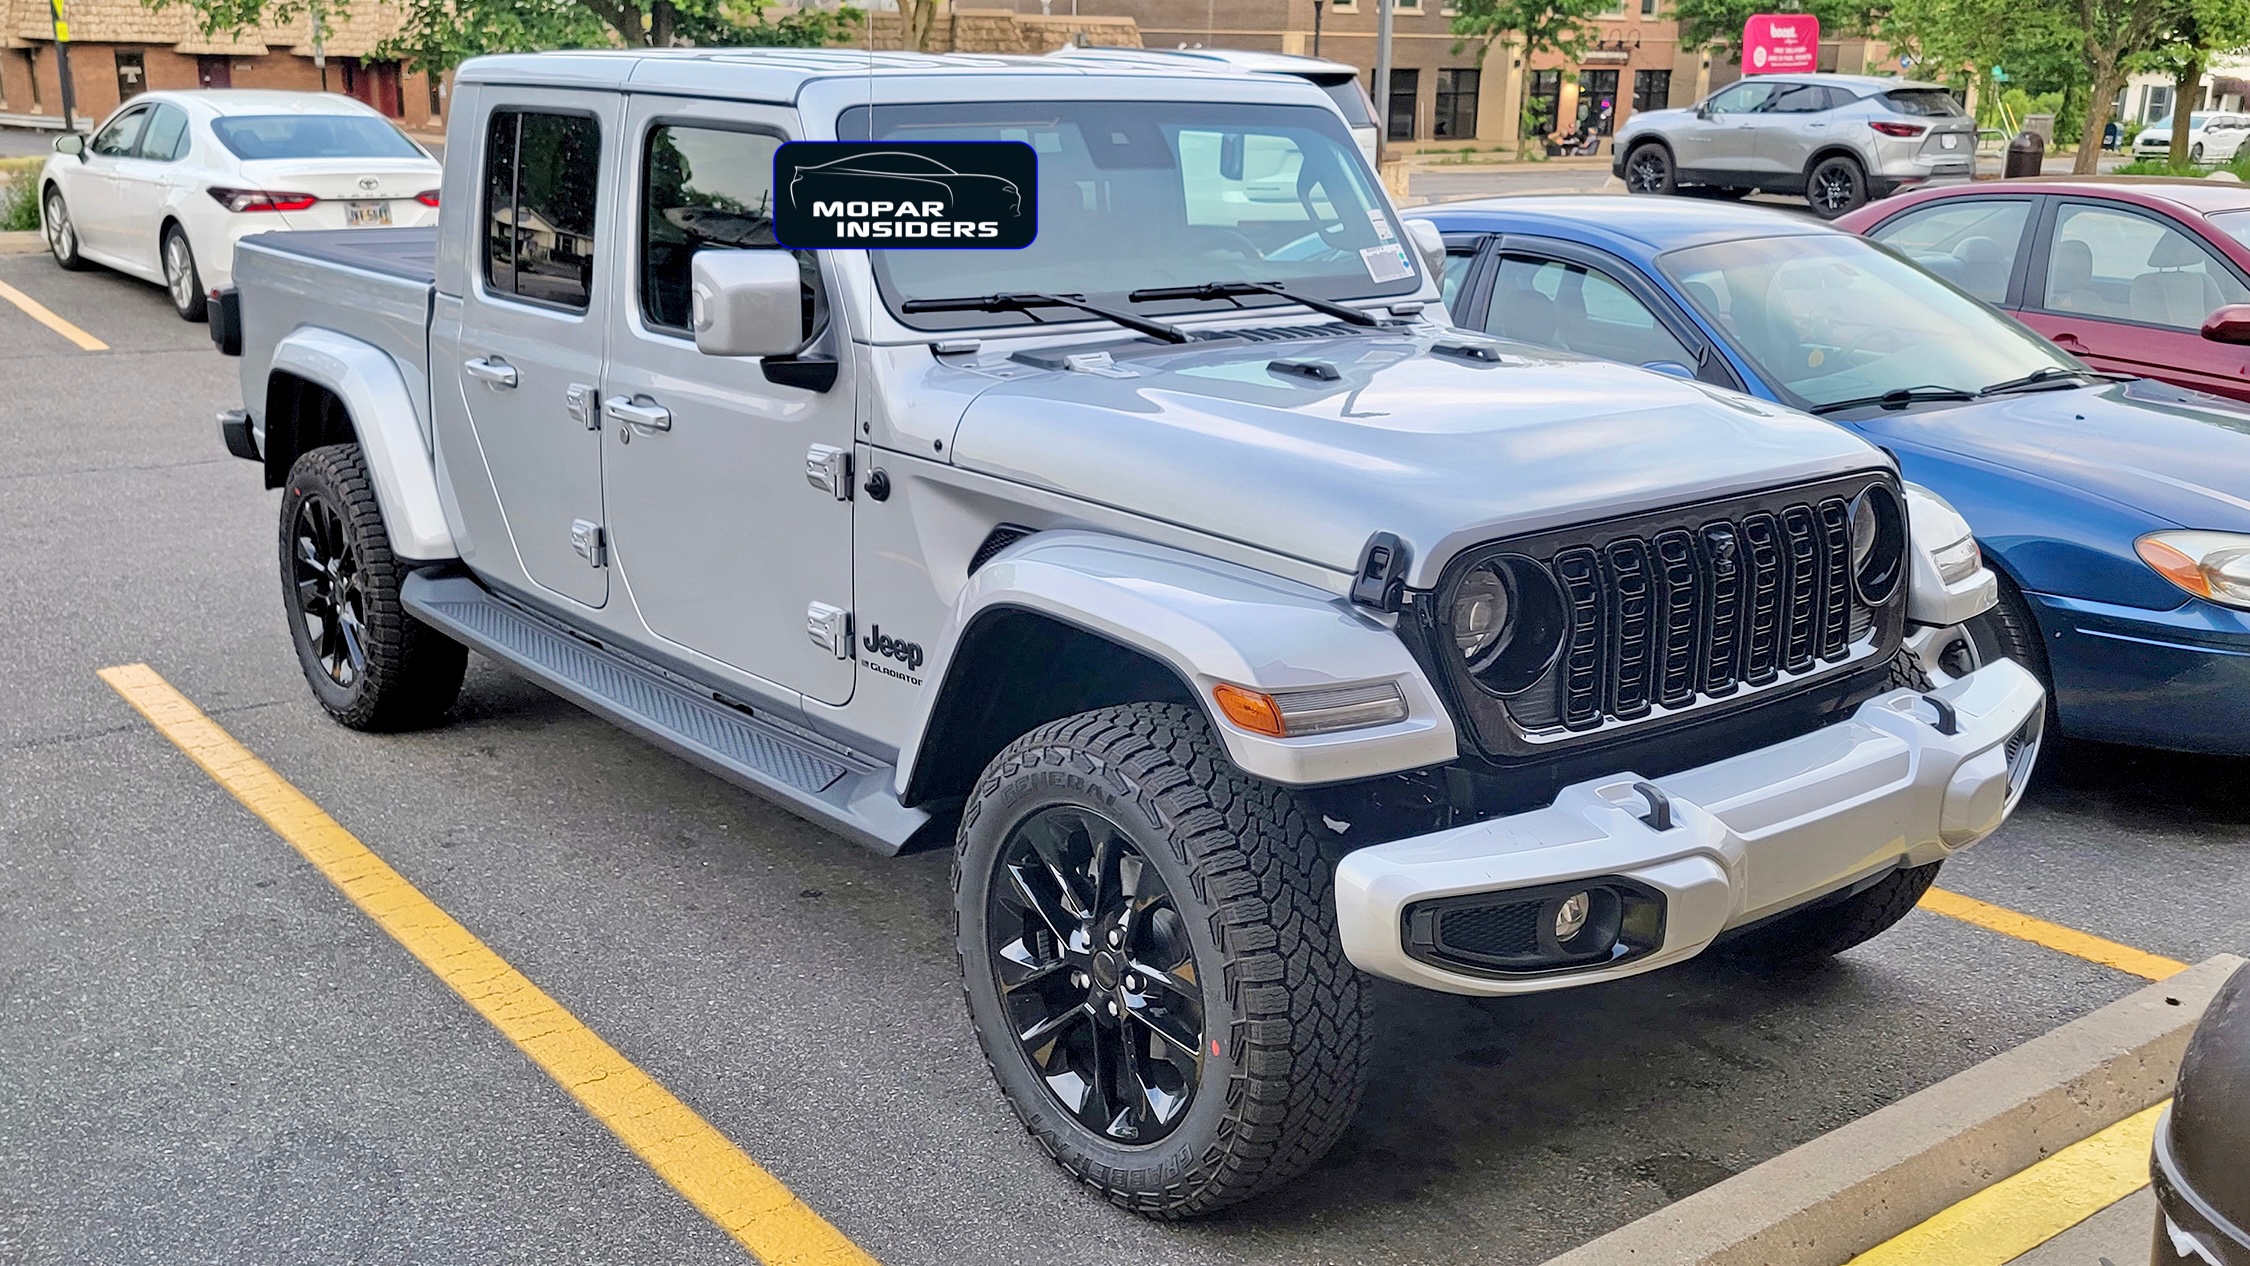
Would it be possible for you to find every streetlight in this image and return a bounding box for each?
[1312,0,1324,57]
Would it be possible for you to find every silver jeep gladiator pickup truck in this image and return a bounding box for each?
[211,49,2045,1215]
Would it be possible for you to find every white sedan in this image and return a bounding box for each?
[39,90,441,321]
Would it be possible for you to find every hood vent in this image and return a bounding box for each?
[1190,321,1367,344]
[969,525,1036,575]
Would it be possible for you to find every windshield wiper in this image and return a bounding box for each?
[1976,366,2120,396]
[898,292,1189,344]
[1809,384,1979,415]
[1127,280,1384,327]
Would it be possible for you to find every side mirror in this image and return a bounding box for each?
[1696,103,1713,120]
[1219,132,1245,181]
[690,250,805,359]
[54,134,84,158]
[1404,218,1446,284]
[2201,303,2250,345]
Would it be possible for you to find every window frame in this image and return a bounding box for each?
[134,102,193,163]
[1864,194,2040,309]
[1455,232,1740,389]
[479,104,606,316]
[2022,196,2250,332]
[90,104,152,158]
[631,115,808,342]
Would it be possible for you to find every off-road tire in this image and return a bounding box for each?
[955,702,1368,1217]
[279,444,466,731]
[1806,154,1868,220]
[162,223,207,322]
[1731,860,1943,961]
[43,188,85,271]
[1624,142,1677,195]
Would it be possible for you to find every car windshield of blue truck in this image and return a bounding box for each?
[210,115,427,161]
[839,101,1417,332]
[1658,234,2079,413]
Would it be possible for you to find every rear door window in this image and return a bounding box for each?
[1761,83,1835,114]
[1867,198,2031,304]
[483,109,602,310]
[137,104,191,162]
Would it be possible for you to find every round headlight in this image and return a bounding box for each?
[1446,556,1568,695]
[1451,564,1512,671]
[1848,484,1906,604]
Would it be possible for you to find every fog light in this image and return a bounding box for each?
[1553,891,1590,941]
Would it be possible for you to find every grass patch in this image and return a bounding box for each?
[2113,152,2250,180]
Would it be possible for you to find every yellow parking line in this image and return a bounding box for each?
[1920,887,2188,981]
[0,277,107,351]
[1845,1101,2166,1266]
[98,664,876,1266]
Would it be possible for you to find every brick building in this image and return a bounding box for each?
[0,0,447,130]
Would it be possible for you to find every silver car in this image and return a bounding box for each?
[1614,74,1976,219]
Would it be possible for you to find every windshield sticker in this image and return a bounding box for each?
[1367,208,1395,240]
[774,141,1037,250]
[1361,243,1415,283]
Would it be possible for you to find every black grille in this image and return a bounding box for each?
[968,524,1034,574]
[1436,902,1542,958]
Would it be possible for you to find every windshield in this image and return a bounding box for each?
[1659,235,2075,410]
[839,100,1417,331]
[1882,89,1964,118]
[210,114,426,161]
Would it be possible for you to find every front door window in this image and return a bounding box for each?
[2041,203,2249,328]
[1484,255,1695,368]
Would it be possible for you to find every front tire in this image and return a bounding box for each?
[1624,142,1676,195]
[279,444,466,731]
[162,224,207,322]
[43,188,85,271]
[1806,155,1868,219]
[2192,142,2205,163]
[955,702,1368,1217]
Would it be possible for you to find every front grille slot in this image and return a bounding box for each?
[1653,530,1700,709]
[1554,547,1606,729]
[1741,512,1783,686]
[1817,498,1853,661]
[1780,505,1821,672]
[1603,538,1655,720]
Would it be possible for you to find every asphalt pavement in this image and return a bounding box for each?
[2,248,2245,1265]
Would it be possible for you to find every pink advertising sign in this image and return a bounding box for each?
[1742,14,1820,75]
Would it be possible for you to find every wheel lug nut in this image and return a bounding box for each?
[1105,999,1119,1017]
[1124,974,1142,992]
[1071,970,1088,989]
[1107,927,1123,947]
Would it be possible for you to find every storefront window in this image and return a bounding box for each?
[1387,68,1418,141]
[1526,69,1562,141]
[1632,70,1671,114]
[1577,69,1619,136]
[1435,69,1479,139]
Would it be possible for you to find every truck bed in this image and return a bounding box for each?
[244,227,438,285]
[233,227,439,449]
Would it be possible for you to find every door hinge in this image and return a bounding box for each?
[805,444,852,500]
[566,383,599,430]
[571,519,607,568]
[806,602,852,659]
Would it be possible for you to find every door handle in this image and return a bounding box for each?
[464,356,518,388]
[605,394,672,432]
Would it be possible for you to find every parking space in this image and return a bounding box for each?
[2,249,2244,1265]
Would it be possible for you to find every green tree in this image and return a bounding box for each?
[1884,0,2080,129]
[2067,0,2179,172]
[2132,0,2250,167]
[1449,0,1621,154]
[1668,0,1885,64]
[154,0,861,73]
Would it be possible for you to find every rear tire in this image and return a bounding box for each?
[43,188,85,271]
[162,224,207,322]
[1624,142,1676,195]
[955,702,1368,1217]
[1729,861,1943,962]
[1806,154,1868,219]
[279,443,466,731]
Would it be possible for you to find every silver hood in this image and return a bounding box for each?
[948,328,1889,588]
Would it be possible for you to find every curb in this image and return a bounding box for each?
[0,230,44,254]
[1542,953,2245,1266]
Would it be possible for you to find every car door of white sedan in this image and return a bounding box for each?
[103,102,195,279]
[68,104,152,260]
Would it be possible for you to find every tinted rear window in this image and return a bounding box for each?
[1309,75,1375,127]
[1882,90,1964,117]
[210,114,425,160]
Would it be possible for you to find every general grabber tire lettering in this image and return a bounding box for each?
[954,702,1369,1217]
[279,443,466,731]
[1729,860,1943,963]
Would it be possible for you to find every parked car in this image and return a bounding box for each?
[1414,195,2250,754]
[211,50,2041,1214]
[1614,74,1977,220]
[2152,961,2250,1266]
[39,90,441,321]
[1840,178,2250,403]
[1047,45,1382,164]
[2133,111,2250,164]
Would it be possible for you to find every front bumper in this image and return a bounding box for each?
[2034,590,2250,755]
[1334,659,2045,995]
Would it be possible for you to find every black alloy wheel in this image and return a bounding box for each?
[291,492,370,692]
[987,803,1205,1145]
[1806,155,1867,219]
[1625,143,1676,194]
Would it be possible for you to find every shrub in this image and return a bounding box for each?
[0,176,39,233]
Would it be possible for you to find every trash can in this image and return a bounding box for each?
[2003,130,2046,179]
[2151,961,2250,1266]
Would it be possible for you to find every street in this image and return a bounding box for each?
[2,243,2244,1264]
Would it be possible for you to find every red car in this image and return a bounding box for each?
[1838,178,2250,401]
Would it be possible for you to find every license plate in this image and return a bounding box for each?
[346,200,392,227]
[1940,133,1959,150]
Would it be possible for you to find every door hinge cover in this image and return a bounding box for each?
[566,383,599,430]
[805,444,852,500]
[571,519,607,568]
[806,602,852,659]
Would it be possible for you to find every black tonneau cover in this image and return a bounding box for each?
[243,227,438,285]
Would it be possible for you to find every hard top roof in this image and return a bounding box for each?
[454,47,1295,97]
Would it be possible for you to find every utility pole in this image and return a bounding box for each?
[311,0,328,92]
[1312,0,1324,57]
[46,0,76,132]
[1373,0,1393,162]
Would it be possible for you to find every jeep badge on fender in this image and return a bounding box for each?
[774,141,1037,249]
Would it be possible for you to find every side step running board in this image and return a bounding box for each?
[401,570,927,855]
